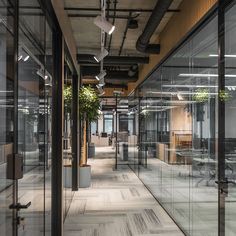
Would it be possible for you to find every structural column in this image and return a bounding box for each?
[51,29,64,236]
[72,74,79,190]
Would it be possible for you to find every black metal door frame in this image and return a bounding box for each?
[12,1,19,235]
[217,0,235,235]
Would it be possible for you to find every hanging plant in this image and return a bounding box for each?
[219,89,231,102]
[79,86,100,122]
[64,85,72,113]
[193,88,209,103]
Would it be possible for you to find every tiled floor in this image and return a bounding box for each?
[64,156,184,236]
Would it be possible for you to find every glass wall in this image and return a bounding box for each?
[103,114,113,135]
[17,1,53,235]
[225,2,236,235]
[63,56,74,220]
[0,1,15,235]
[131,14,220,235]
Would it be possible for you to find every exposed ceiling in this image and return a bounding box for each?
[64,0,182,55]
[64,0,183,89]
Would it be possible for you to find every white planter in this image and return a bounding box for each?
[64,165,72,188]
[79,165,91,188]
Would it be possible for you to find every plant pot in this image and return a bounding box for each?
[63,164,72,188]
[79,165,91,188]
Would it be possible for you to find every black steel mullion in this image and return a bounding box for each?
[12,1,19,235]
[115,95,118,169]
[51,29,64,236]
[72,74,78,191]
[218,1,226,235]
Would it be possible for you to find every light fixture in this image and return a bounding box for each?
[18,47,30,62]
[18,55,23,61]
[96,85,105,95]
[94,49,108,62]
[36,68,48,80]
[162,84,217,88]
[98,77,105,87]
[209,54,236,58]
[177,92,184,101]
[95,70,106,81]
[23,55,30,61]
[179,73,236,78]
[94,15,115,35]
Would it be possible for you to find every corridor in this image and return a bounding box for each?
[64,158,183,236]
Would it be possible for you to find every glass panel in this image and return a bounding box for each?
[225,3,236,235]
[17,1,49,234]
[63,53,74,220]
[104,114,113,135]
[45,21,52,235]
[0,0,14,234]
[136,15,218,236]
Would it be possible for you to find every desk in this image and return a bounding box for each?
[91,135,109,146]
[193,156,236,186]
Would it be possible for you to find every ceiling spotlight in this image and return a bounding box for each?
[94,15,115,35]
[23,55,30,61]
[36,68,48,80]
[94,49,108,62]
[96,85,105,96]
[18,55,23,61]
[177,92,184,101]
[98,77,105,87]
[18,47,29,62]
[95,70,106,81]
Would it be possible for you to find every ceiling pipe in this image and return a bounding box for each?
[64,7,180,13]
[136,0,173,54]
[77,54,149,65]
[81,67,138,82]
[118,11,132,56]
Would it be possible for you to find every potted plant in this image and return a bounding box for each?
[79,86,100,187]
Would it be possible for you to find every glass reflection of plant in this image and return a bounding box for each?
[193,88,209,103]
[219,89,231,102]
[64,85,72,114]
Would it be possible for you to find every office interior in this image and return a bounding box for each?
[0,0,236,236]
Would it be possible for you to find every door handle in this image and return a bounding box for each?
[9,201,31,211]
[215,178,236,196]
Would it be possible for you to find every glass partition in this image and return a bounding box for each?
[135,15,219,236]
[225,2,236,235]
[17,1,53,235]
[0,1,15,234]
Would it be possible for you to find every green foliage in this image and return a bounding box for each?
[64,85,72,113]
[193,88,209,103]
[79,86,100,122]
[219,89,231,102]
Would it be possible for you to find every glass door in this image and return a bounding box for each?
[0,0,15,235]
[17,1,52,235]
[223,1,236,235]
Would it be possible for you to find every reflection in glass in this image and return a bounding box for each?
[135,15,219,236]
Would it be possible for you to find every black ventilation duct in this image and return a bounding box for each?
[136,0,173,54]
